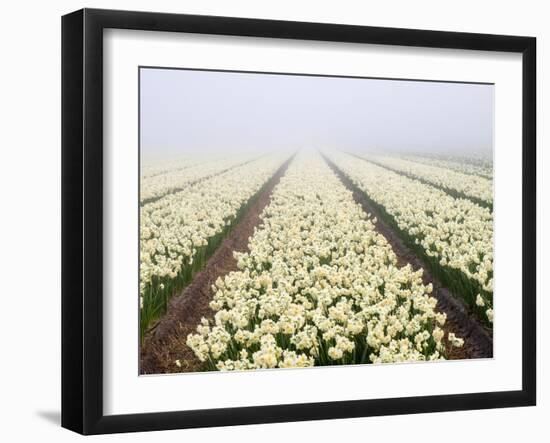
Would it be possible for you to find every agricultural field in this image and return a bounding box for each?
[138,67,494,375]
[141,154,210,179]
[399,154,493,180]
[352,153,493,208]
[140,153,262,203]
[140,153,288,337]
[139,149,493,374]
[325,151,493,326]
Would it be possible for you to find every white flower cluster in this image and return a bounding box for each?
[140,154,255,202]
[401,154,492,180]
[447,332,465,347]
[140,155,286,297]
[327,151,493,319]
[187,152,455,371]
[361,154,493,205]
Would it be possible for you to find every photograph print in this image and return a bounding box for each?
[139,67,494,375]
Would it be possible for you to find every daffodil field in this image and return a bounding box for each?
[140,154,262,204]
[355,153,493,209]
[139,154,288,337]
[186,152,454,370]
[399,154,493,180]
[325,151,493,326]
[140,149,493,371]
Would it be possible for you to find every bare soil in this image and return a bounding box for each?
[140,158,292,374]
[325,157,493,360]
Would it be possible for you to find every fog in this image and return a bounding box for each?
[140,67,494,161]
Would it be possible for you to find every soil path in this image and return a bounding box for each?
[140,157,293,374]
[324,156,493,360]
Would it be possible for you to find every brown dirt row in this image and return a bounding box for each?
[324,156,493,360]
[139,157,293,374]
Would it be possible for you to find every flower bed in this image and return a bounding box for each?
[326,151,493,327]
[187,152,458,370]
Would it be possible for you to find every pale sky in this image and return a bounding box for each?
[140,67,494,159]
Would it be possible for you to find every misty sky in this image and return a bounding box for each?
[140,68,494,159]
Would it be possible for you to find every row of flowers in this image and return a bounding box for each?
[326,151,493,325]
[141,154,210,179]
[357,153,493,206]
[187,152,461,371]
[140,154,257,203]
[400,154,492,180]
[140,154,287,336]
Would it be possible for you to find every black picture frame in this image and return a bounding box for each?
[61,8,536,435]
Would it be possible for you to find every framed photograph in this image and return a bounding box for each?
[61,8,536,435]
